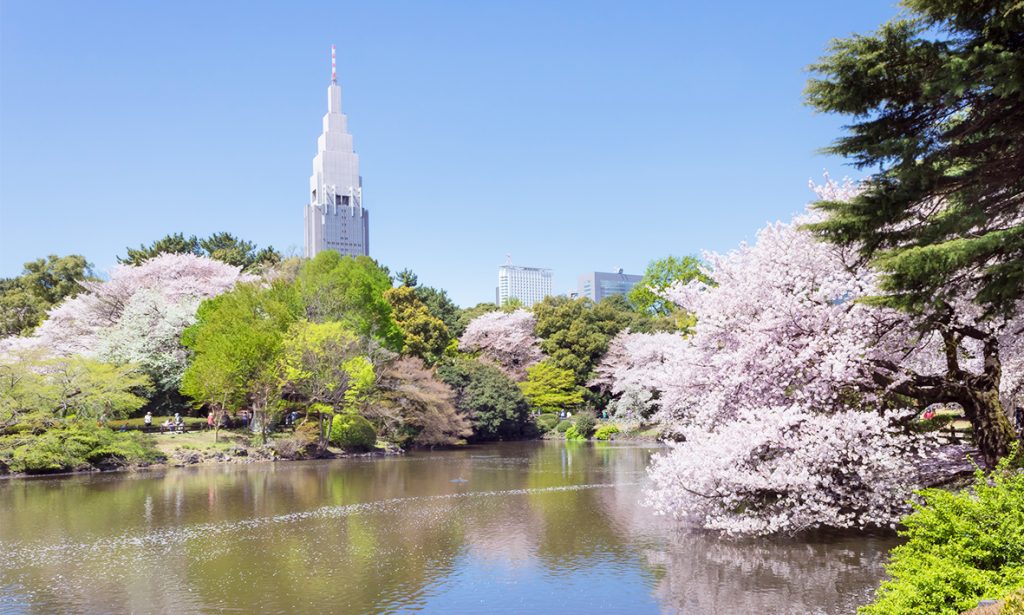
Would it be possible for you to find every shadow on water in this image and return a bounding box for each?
[0,441,897,614]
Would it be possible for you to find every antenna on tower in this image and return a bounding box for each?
[331,44,337,83]
[504,254,513,266]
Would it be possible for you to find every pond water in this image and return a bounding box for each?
[0,441,897,614]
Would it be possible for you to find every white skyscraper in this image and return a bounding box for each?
[304,45,369,259]
[497,261,553,308]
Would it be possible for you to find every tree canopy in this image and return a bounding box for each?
[0,255,97,337]
[805,0,1024,316]
[297,252,404,351]
[120,232,281,272]
[628,255,711,316]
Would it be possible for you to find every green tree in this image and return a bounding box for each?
[395,268,419,288]
[518,360,584,414]
[383,286,451,364]
[297,251,404,350]
[532,295,642,385]
[0,349,151,429]
[436,357,532,441]
[0,254,97,336]
[47,356,153,422]
[181,282,301,442]
[628,255,712,316]
[120,232,281,271]
[278,320,366,447]
[805,0,1023,464]
[806,0,1023,316]
[415,286,463,336]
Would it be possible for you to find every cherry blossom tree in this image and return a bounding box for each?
[622,176,1023,534]
[25,253,252,357]
[646,406,930,535]
[458,310,544,380]
[1,254,252,409]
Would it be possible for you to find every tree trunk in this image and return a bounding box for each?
[959,387,1016,469]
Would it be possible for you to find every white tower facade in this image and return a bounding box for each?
[304,46,369,259]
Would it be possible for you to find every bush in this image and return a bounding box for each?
[574,412,596,439]
[860,454,1024,615]
[555,419,572,434]
[594,424,620,440]
[329,413,376,451]
[537,414,559,432]
[564,425,586,441]
[0,423,162,474]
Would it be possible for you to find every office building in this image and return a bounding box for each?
[578,269,643,302]
[304,45,369,258]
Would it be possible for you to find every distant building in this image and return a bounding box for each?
[497,262,553,308]
[304,45,370,259]
[578,269,643,302]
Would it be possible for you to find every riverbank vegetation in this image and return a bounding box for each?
[1,0,1022,609]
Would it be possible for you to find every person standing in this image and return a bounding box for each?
[144,412,153,429]
[207,411,215,431]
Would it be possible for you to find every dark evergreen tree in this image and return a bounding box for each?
[805,0,1024,316]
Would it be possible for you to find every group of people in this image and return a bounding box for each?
[143,412,185,432]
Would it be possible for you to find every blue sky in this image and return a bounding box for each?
[1,0,902,307]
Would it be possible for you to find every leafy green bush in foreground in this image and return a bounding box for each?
[860,454,1024,615]
[0,422,163,474]
[329,413,376,451]
[594,424,620,440]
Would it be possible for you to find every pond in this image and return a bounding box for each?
[0,441,897,614]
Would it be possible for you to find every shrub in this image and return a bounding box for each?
[0,423,162,474]
[860,454,1024,615]
[329,413,376,451]
[574,412,597,439]
[594,424,620,440]
[555,420,572,434]
[537,414,559,432]
[564,425,586,441]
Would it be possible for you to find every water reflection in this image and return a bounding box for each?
[0,442,895,614]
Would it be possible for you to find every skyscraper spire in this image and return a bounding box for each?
[304,46,369,259]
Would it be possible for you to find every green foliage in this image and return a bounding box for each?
[414,286,463,337]
[279,320,363,406]
[0,254,97,336]
[0,351,151,430]
[555,420,572,434]
[518,361,585,413]
[384,286,451,363]
[536,413,559,432]
[181,281,301,418]
[805,0,1024,316]
[0,422,161,474]
[119,232,280,272]
[297,252,403,350]
[436,357,531,440]
[860,455,1024,615]
[532,295,660,384]
[628,255,713,316]
[329,412,377,451]
[594,424,620,440]
[573,412,597,438]
[564,425,585,441]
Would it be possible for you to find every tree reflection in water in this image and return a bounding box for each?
[0,442,896,614]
